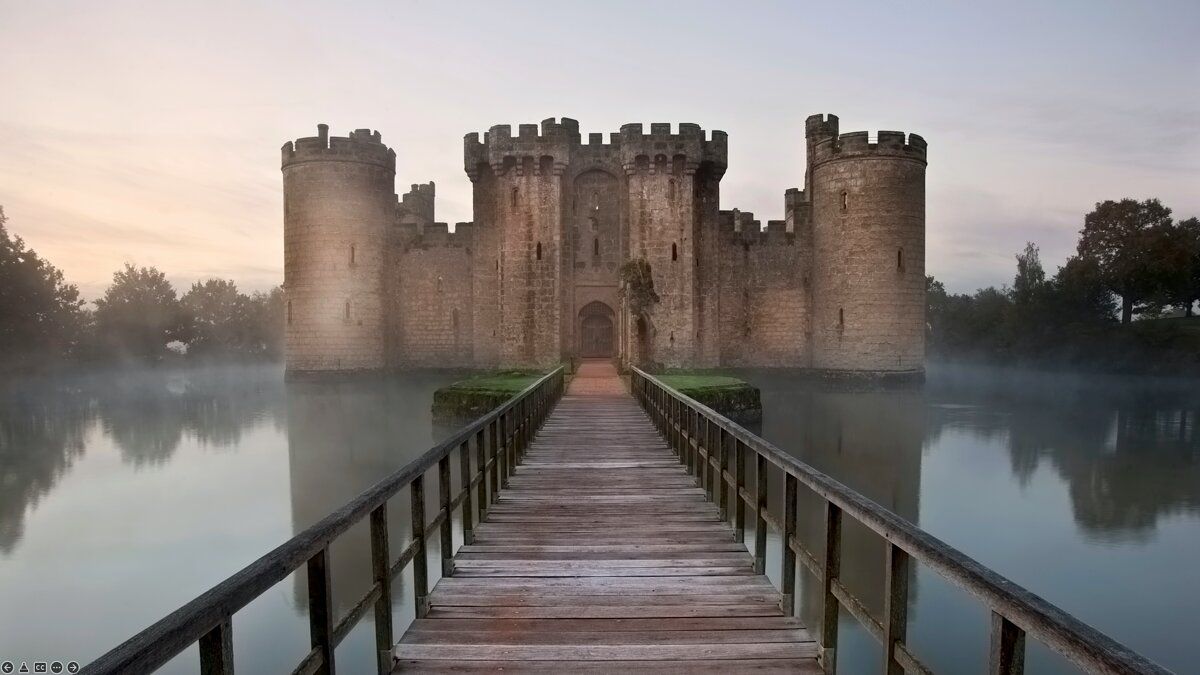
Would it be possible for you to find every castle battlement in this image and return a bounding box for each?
[809,128,927,166]
[397,221,474,249]
[282,124,395,170]
[718,210,795,244]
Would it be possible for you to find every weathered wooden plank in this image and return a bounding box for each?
[396,643,817,661]
[393,658,822,673]
[402,628,811,644]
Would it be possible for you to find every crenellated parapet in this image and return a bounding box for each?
[617,123,727,177]
[397,221,475,250]
[805,112,926,167]
[282,124,396,171]
[718,210,795,245]
[464,117,579,180]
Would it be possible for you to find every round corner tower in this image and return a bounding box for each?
[806,114,927,375]
[282,124,396,373]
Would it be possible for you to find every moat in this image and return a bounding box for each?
[1,364,1196,673]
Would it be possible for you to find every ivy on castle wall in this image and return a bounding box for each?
[619,258,659,318]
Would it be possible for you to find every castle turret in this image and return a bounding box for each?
[282,125,396,373]
[806,114,927,375]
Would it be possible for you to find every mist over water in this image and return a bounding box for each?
[0,362,1195,672]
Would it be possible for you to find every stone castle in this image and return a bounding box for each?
[281,114,927,375]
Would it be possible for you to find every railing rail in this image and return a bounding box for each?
[631,367,1170,675]
[84,366,566,675]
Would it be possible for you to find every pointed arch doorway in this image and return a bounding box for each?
[578,301,615,358]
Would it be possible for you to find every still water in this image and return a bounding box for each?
[0,363,1196,673]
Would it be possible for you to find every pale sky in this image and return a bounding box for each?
[1,0,1197,299]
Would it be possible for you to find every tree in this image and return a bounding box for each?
[93,264,188,361]
[1077,198,1178,324]
[1046,255,1114,326]
[245,286,285,359]
[182,278,252,356]
[1170,217,1200,316]
[0,206,86,370]
[1012,242,1046,307]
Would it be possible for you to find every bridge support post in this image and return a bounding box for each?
[369,505,393,674]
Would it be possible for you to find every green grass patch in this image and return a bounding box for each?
[432,370,545,424]
[657,371,762,424]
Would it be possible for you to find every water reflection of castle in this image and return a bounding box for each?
[747,375,926,634]
[284,374,455,612]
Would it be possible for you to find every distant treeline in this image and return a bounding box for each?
[0,206,283,374]
[928,198,1200,375]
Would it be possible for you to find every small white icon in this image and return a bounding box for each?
[18,663,28,674]
[50,665,62,674]
[33,665,46,674]
[65,665,78,675]
[1,661,13,673]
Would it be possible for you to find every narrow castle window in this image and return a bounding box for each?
[287,300,292,325]
[672,242,678,261]
[593,237,600,256]
[668,179,676,201]
[510,187,518,209]
[436,276,443,292]
[838,307,845,327]
[841,191,849,212]
[344,301,351,322]
[349,244,356,265]
[897,248,905,272]
[536,242,542,260]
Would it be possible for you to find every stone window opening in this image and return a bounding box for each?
[536,242,542,260]
[287,300,292,325]
[344,301,351,322]
[672,242,678,261]
[841,191,849,212]
[668,179,676,201]
[838,307,845,328]
[897,248,905,272]
[349,244,356,266]
[510,187,519,209]
[593,237,600,257]
[436,276,443,292]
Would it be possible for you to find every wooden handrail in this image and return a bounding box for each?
[84,366,566,675]
[631,367,1170,675]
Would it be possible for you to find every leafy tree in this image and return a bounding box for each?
[247,286,286,359]
[1077,199,1178,324]
[1170,217,1200,316]
[1012,242,1046,307]
[93,264,189,361]
[1046,255,1115,326]
[0,206,86,370]
[182,278,253,356]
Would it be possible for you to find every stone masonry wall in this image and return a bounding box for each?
[393,224,474,366]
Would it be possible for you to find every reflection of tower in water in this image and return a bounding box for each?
[749,375,925,652]
[286,374,452,614]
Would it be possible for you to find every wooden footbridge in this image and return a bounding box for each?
[87,362,1171,674]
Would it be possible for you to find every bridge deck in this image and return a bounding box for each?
[393,361,819,672]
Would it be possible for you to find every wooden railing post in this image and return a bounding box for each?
[498,413,509,490]
[883,543,910,675]
[754,452,768,574]
[198,618,233,675]
[781,473,797,616]
[820,501,843,673]
[369,505,392,674]
[307,548,335,675]
[704,417,715,501]
[459,440,474,545]
[989,612,1026,675]
[489,420,499,503]
[475,429,487,523]
[734,439,746,542]
[438,456,454,577]
[410,475,429,618]
[718,427,730,521]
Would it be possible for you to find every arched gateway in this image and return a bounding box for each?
[578,301,615,358]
